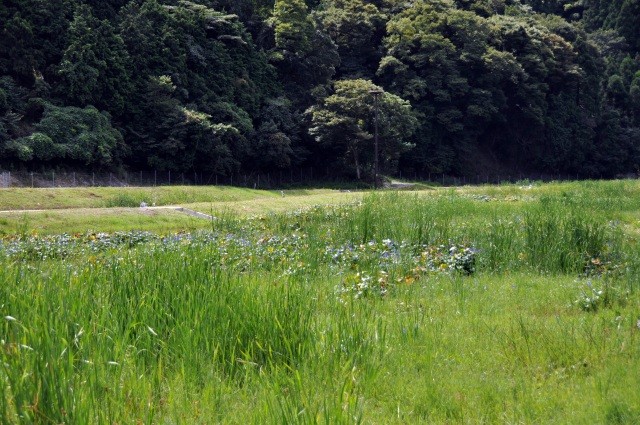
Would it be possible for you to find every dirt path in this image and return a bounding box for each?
[0,205,214,220]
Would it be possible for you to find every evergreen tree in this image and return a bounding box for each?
[308,79,417,179]
[58,4,131,114]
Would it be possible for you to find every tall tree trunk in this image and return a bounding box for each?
[353,147,361,179]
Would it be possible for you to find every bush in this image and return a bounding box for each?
[4,103,124,166]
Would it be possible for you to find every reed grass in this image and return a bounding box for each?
[1,181,640,423]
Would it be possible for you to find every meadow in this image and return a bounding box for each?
[1,180,640,423]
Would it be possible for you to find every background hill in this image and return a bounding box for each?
[1,0,639,180]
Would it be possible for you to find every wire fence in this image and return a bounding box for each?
[393,171,631,186]
[0,169,318,189]
[0,168,637,189]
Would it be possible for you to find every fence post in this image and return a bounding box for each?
[52,171,55,187]
[73,172,76,186]
[31,172,34,188]
[154,170,157,186]
[168,170,171,185]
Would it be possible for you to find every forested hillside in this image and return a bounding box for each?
[1,0,639,179]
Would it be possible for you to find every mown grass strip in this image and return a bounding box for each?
[0,185,279,210]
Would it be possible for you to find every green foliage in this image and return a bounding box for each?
[315,0,386,78]
[272,0,314,54]
[0,0,74,86]
[117,0,277,173]
[631,75,640,118]
[308,79,417,178]
[8,103,123,166]
[254,97,302,169]
[1,182,640,422]
[0,0,639,179]
[617,0,640,51]
[58,4,131,114]
[269,0,339,108]
[378,0,638,176]
[379,1,502,172]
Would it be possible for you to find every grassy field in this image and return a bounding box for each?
[0,187,363,235]
[1,180,640,423]
[0,185,284,210]
[2,180,640,236]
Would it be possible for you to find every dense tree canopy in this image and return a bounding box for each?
[308,79,417,178]
[0,0,639,179]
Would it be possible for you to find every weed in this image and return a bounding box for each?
[1,181,640,423]
[104,193,140,207]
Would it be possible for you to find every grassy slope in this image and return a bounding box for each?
[0,187,356,235]
[0,185,280,210]
[189,190,365,216]
[0,208,211,235]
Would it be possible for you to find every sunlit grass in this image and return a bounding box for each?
[0,208,208,236]
[0,188,362,235]
[1,180,640,423]
[189,190,365,217]
[0,185,279,210]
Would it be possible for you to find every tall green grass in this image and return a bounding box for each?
[2,183,640,423]
[256,191,624,275]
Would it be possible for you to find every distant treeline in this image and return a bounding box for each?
[1,0,639,179]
